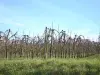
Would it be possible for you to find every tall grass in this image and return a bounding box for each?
[0,55,100,75]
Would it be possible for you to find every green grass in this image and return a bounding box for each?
[0,55,100,75]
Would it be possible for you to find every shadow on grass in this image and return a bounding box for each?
[0,68,11,75]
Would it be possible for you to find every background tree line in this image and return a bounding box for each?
[0,27,100,59]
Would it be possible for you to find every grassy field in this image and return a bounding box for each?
[0,55,100,75]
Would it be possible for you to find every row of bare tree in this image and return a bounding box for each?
[0,27,100,59]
